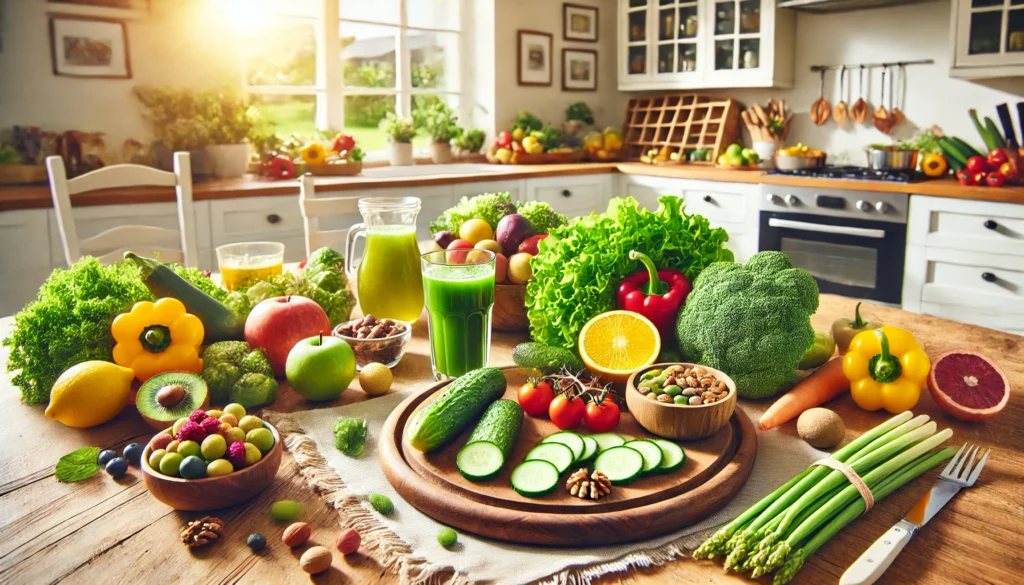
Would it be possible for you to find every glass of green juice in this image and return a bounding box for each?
[421,249,496,380]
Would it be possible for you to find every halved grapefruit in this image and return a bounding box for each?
[927,351,1009,422]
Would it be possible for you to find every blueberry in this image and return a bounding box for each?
[247,533,267,552]
[105,457,129,478]
[97,449,117,466]
[123,443,143,466]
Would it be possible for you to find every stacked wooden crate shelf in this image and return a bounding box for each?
[623,94,741,163]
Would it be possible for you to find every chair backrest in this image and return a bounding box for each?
[298,173,360,257]
[46,152,199,267]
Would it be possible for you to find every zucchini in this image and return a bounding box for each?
[984,116,1007,149]
[652,439,686,473]
[125,252,245,344]
[938,138,968,167]
[511,460,560,498]
[589,432,626,453]
[949,136,984,159]
[408,368,507,452]
[594,446,645,485]
[624,440,663,475]
[540,431,585,462]
[512,342,584,373]
[457,399,523,481]
[525,442,575,474]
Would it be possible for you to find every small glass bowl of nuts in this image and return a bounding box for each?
[332,314,411,371]
[625,363,737,440]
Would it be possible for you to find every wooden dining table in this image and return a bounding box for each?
[0,294,1021,584]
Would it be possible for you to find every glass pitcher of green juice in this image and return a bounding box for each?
[345,197,425,323]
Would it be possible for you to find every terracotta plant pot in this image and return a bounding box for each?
[205,144,251,178]
[388,142,414,166]
[430,141,453,164]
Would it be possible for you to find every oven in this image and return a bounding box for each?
[758,186,909,305]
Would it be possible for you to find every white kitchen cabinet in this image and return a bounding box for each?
[618,0,794,91]
[525,175,613,218]
[903,195,1024,335]
[950,0,1024,79]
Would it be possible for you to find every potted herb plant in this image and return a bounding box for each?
[453,129,486,158]
[201,91,259,178]
[133,86,212,177]
[417,101,461,164]
[379,112,417,166]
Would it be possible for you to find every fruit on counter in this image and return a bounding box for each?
[136,372,210,429]
[247,533,267,552]
[429,193,567,236]
[616,249,692,339]
[987,147,1010,168]
[972,171,987,185]
[458,218,494,245]
[583,389,621,433]
[494,147,511,164]
[776,143,824,157]
[264,154,296,179]
[437,527,458,548]
[434,230,457,249]
[986,172,1005,187]
[123,443,143,465]
[548,392,586,430]
[286,333,356,401]
[494,130,512,149]
[407,368,507,452]
[507,252,534,284]
[522,135,544,154]
[517,234,548,256]
[517,379,556,416]
[1000,161,1018,181]
[495,213,534,256]
[717,143,759,167]
[126,253,245,344]
[245,296,331,377]
[926,351,1009,421]
[272,499,304,522]
[494,253,509,283]
[331,133,356,154]
[199,341,278,409]
[445,238,473,263]
[45,361,135,428]
[843,326,930,414]
[688,147,711,162]
[795,407,845,449]
[511,341,585,374]
[797,331,836,370]
[920,153,948,177]
[677,251,819,400]
[359,362,393,396]
[148,406,274,478]
[337,528,361,554]
[456,399,524,481]
[105,456,130,478]
[111,297,204,382]
[474,239,503,255]
[966,155,989,174]
[578,310,662,384]
[758,359,849,431]
[956,169,976,186]
[97,449,118,467]
[830,302,882,355]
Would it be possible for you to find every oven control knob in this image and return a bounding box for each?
[875,201,894,214]
[766,193,784,205]
[785,194,800,206]
[855,200,872,212]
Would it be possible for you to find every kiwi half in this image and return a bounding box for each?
[136,372,209,430]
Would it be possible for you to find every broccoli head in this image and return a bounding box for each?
[675,251,819,399]
[201,341,279,408]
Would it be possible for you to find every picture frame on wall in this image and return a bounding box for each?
[517,30,553,87]
[563,3,598,42]
[562,48,597,91]
[49,14,131,78]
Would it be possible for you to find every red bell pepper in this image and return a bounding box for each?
[264,155,295,179]
[616,250,691,337]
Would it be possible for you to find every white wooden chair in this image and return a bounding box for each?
[46,152,199,267]
[298,172,360,257]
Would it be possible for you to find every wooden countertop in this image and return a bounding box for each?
[1,295,1021,584]
[2,162,1023,211]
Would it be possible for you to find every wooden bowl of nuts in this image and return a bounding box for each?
[625,363,737,440]
[333,315,412,370]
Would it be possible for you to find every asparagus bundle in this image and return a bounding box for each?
[693,412,955,584]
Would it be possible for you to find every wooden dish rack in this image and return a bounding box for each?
[623,94,741,164]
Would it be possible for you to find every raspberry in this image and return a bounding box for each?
[188,409,207,423]
[176,420,207,443]
[228,441,247,468]
[200,417,222,435]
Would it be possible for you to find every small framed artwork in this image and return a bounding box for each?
[563,3,598,42]
[517,30,553,87]
[49,14,131,79]
[562,48,597,91]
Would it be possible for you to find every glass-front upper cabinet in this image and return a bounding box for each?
[625,0,649,79]
[655,0,700,76]
[951,0,1024,77]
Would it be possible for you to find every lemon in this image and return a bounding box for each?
[45,361,135,428]
[458,219,494,245]
[578,311,661,384]
[359,362,393,396]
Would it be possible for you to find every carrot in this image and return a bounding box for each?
[759,358,849,431]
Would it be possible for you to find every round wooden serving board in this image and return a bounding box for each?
[380,367,757,546]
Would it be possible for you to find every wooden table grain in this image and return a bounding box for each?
[1,294,1021,584]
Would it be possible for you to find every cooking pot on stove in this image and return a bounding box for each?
[865,147,919,171]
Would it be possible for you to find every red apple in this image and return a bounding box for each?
[244,296,331,377]
[447,238,473,263]
[518,234,549,256]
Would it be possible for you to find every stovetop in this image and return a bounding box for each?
[766,166,925,183]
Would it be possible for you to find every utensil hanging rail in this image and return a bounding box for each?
[810,59,934,72]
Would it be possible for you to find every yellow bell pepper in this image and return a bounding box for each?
[842,326,930,413]
[112,297,204,382]
[300,143,327,165]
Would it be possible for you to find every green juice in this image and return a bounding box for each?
[422,262,495,379]
[357,226,424,322]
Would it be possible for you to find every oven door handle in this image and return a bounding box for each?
[767,218,887,239]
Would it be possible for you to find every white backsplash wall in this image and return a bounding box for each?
[711,1,1024,163]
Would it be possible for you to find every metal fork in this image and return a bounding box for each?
[839,443,991,585]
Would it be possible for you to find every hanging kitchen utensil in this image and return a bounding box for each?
[811,69,831,126]
[891,63,905,127]
[850,65,870,124]
[833,66,849,127]
[872,66,893,134]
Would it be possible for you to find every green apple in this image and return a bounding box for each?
[285,333,356,401]
[741,148,759,163]
[725,143,743,157]
[718,154,728,165]
[726,154,745,167]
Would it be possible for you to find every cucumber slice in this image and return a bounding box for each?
[593,445,644,485]
[590,432,626,453]
[524,442,575,474]
[511,459,560,498]
[624,440,664,475]
[457,441,505,482]
[580,436,598,462]
[540,431,585,462]
[652,439,686,473]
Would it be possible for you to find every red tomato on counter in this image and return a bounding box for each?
[517,380,555,417]
[584,396,621,432]
[549,394,586,430]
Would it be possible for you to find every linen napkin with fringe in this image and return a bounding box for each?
[263,393,823,585]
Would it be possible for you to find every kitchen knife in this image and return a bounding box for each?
[1017,102,1024,149]
[996,104,1018,149]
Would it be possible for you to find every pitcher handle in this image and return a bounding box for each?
[344,223,366,280]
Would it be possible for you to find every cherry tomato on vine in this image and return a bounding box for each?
[549,394,586,430]
[584,395,621,432]
[517,380,555,417]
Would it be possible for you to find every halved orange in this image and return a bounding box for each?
[578,311,662,383]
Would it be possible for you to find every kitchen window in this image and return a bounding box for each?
[237,0,465,155]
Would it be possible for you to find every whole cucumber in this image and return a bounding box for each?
[407,368,507,452]
[466,399,524,458]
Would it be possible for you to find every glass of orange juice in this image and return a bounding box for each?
[217,242,285,291]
